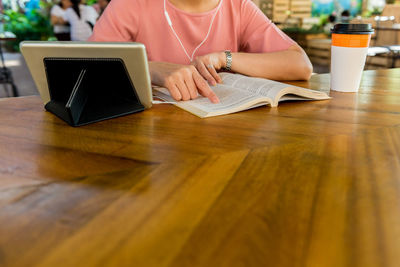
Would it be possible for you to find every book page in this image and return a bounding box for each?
[153,83,266,113]
[220,72,329,103]
[153,73,329,117]
[220,72,287,99]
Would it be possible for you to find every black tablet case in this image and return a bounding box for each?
[43,58,144,126]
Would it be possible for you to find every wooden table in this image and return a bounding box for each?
[1,69,400,267]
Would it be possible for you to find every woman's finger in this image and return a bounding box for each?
[167,83,182,101]
[183,67,200,99]
[194,60,217,86]
[206,63,222,83]
[192,71,219,103]
[175,77,191,101]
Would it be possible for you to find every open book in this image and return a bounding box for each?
[153,72,330,118]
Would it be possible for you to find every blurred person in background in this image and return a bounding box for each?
[324,13,337,34]
[63,0,98,40]
[97,0,111,17]
[340,10,350,23]
[50,0,72,41]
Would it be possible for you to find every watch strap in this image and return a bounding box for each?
[224,50,232,71]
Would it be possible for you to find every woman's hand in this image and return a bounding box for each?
[191,52,225,86]
[149,61,220,103]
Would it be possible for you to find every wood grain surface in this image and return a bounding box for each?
[1,69,400,267]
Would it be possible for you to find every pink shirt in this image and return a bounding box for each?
[89,0,296,64]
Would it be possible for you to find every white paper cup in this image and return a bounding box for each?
[330,24,374,92]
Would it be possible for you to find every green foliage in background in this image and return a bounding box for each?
[86,0,98,5]
[282,15,326,35]
[282,24,324,34]
[362,7,383,17]
[3,9,54,51]
[317,14,329,26]
[1,0,100,51]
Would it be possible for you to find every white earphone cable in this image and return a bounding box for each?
[163,0,223,63]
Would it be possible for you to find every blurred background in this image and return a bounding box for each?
[0,0,399,98]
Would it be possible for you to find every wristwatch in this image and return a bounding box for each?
[224,50,232,71]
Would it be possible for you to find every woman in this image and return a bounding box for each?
[63,0,98,41]
[50,0,72,41]
[89,0,312,103]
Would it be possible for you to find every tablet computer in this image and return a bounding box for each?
[20,41,153,109]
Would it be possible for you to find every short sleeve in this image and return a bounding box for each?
[239,0,295,53]
[50,5,62,16]
[63,8,71,21]
[86,6,99,24]
[88,0,139,42]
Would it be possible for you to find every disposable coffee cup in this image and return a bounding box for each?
[330,24,374,92]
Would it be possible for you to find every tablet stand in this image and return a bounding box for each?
[43,58,144,126]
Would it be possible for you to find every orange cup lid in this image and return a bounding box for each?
[332,33,371,48]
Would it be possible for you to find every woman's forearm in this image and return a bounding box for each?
[229,45,313,81]
[51,15,66,25]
